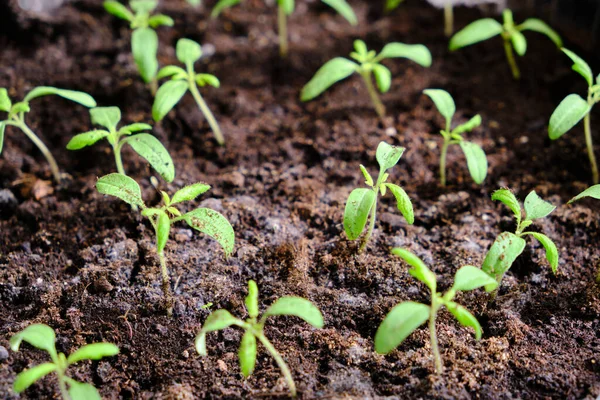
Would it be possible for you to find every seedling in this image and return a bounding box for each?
[10,324,119,400]
[211,0,357,57]
[0,86,96,182]
[449,9,562,79]
[375,248,497,374]
[67,106,174,182]
[196,280,324,397]
[96,173,235,315]
[482,188,559,290]
[549,49,600,184]
[301,40,432,117]
[384,0,404,12]
[344,141,414,253]
[423,89,487,186]
[152,39,224,145]
[103,0,174,92]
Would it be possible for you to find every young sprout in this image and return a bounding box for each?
[103,0,174,93]
[344,141,414,253]
[211,0,357,58]
[196,280,324,398]
[152,39,224,146]
[0,86,96,183]
[449,9,562,79]
[301,40,432,117]
[67,106,174,182]
[384,0,404,12]
[375,248,497,374]
[96,173,235,315]
[423,89,487,186]
[10,324,119,400]
[482,188,559,290]
[549,49,600,184]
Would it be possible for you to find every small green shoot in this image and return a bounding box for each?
[0,86,96,182]
[152,38,224,145]
[196,280,324,398]
[375,248,497,374]
[344,141,414,253]
[96,173,235,315]
[423,89,487,186]
[301,40,432,117]
[449,9,562,79]
[384,0,404,12]
[549,49,599,184]
[67,106,174,182]
[10,324,118,400]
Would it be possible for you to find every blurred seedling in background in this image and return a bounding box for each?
[196,280,324,397]
[301,40,432,117]
[375,249,497,374]
[10,324,119,400]
[152,39,225,145]
[104,0,174,93]
[568,185,600,283]
[0,87,96,183]
[423,89,487,186]
[344,141,414,253]
[449,9,562,79]
[96,173,235,315]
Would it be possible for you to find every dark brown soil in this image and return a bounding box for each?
[1,0,600,399]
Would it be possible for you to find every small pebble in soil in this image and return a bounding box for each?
[0,346,8,361]
[0,189,18,215]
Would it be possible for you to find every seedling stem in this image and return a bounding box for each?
[188,77,224,145]
[255,332,296,396]
[429,296,443,374]
[360,71,385,118]
[444,2,453,37]
[359,195,378,253]
[584,94,599,184]
[10,118,61,182]
[278,4,289,57]
[502,33,520,79]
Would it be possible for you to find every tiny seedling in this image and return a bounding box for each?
[423,89,487,186]
[103,0,174,92]
[10,324,118,400]
[0,86,96,182]
[449,9,562,79]
[375,248,497,374]
[96,173,235,315]
[301,40,432,117]
[482,188,559,290]
[196,280,324,397]
[384,0,404,12]
[344,141,414,253]
[152,38,224,145]
[211,0,357,57]
[549,49,600,184]
[67,106,174,182]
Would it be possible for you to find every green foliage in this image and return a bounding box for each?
[343,142,414,253]
[385,0,404,12]
[10,324,118,400]
[196,280,323,397]
[568,184,600,203]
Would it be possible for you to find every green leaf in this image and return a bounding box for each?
[359,165,373,187]
[523,191,555,220]
[120,123,153,134]
[561,48,593,86]
[124,133,175,182]
[391,248,437,292]
[568,185,600,203]
[13,363,57,393]
[176,38,203,66]
[263,297,324,328]
[376,43,432,67]
[481,232,526,291]
[549,94,591,140]
[155,211,170,253]
[239,331,257,377]
[384,183,414,224]
[300,57,358,101]
[245,280,259,319]
[446,302,482,340]
[452,265,498,292]
[374,301,430,354]
[423,89,455,128]
[491,188,521,221]
[452,114,482,135]
[343,188,376,240]
[196,74,221,88]
[0,88,11,112]
[459,141,487,184]
[10,324,56,354]
[524,232,559,273]
[9,102,30,118]
[67,343,119,365]
[183,208,235,256]
[90,106,121,131]
[0,121,6,154]
[376,141,404,172]
[510,30,527,56]
[148,14,174,28]
[278,0,294,15]
[201,309,239,333]
[449,19,503,51]
[211,0,241,17]
[24,87,96,107]
[68,381,101,400]
[321,0,357,26]
[130,0,158,14]
[96,173,144,208]
[518,18,562,48]
[132,28,158,83]
[385,0,404,12]
[152,80,189,121]
[171,183,211,204]
[103,1,134,20]
[157,65,187,80]
[66,130,110,150]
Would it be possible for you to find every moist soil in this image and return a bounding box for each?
[1,0,599,399]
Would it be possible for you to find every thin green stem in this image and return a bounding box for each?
[444,2,453,37]
[158,250,174,317]
[359,196,377,254]
[149,79,158,96]
[256,332,297,397]
[189,82,225,146]
[277,4,288,58]
[429,300,443,374]
[15,119,61,182]
[113,142,126,176]
[439,136,450,187]
[360,71,385,118]
[584,112,599,184]
[503,37,520,80]
[56,365,70,400]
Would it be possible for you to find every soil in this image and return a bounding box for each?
[1,0,599,399]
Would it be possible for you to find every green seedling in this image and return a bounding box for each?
[96,173,235,315]
[10,324,118,400]
[196,280,324,397]
[301,39,432,117]
[67,106,174,182]
[384,0,404,12]
[152,38,224,145]
[211,0,357,57]
[549,49,600,184]
[344,141,414,253]
[568,185,600,283]
[482,188,559,290]
[423,89,487,186]
[375,248,497,374]
[0,86,96,182]
[104,0,174,93]
[449,9,562,79]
